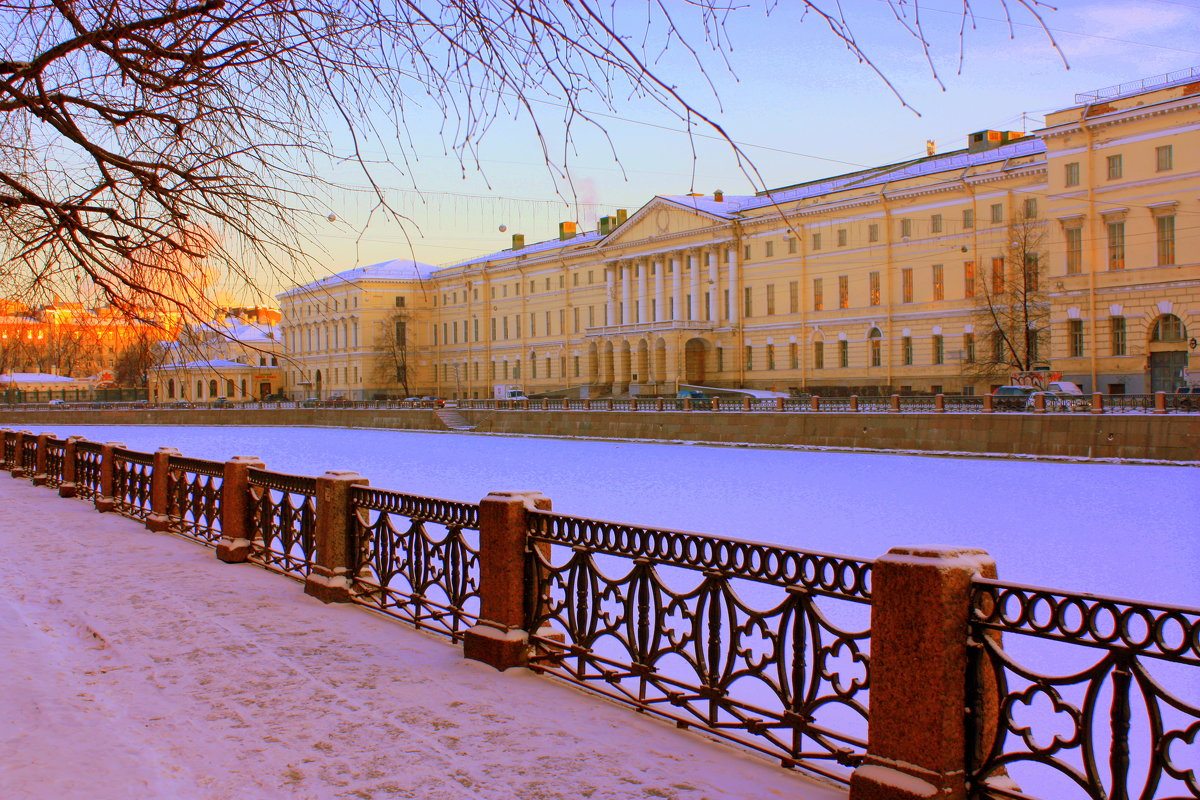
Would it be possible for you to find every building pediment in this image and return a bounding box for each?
[601,197,735,247]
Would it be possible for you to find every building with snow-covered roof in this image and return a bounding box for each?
[285,69,1199,400]
[147,309,284,403]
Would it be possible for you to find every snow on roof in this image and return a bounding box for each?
[157,358,255,370]
[657,195,752,218]
[280,259,437,297]
[0,372,77,383]
[446,231,605,270]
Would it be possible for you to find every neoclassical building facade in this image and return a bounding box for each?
[281,71,1199,400]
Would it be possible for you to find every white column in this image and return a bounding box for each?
[605,263,617,328]
[621,261,633,325]
[707,250,719,323]
[689,249,701,321]
[670,253,682,321]
[636,258,649,324]
[727,247,739,325]
[653,258,665,322]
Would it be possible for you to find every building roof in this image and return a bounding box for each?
[279,259,437,297]
[0,372,77,383]
[445,231,605,270]
[154,358,260,371]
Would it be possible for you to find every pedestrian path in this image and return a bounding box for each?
[0,476,845,800]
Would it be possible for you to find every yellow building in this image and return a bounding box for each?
[148,310,284,403]
[284,69,1199,400]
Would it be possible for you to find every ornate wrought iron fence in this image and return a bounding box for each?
[167,456,224,544]
[247,468,316,577]
[2,432,13,468]
[43,437,65,487]
[968,578,1200,799]
[20,435,37,473]
[946,395,988,413]
[113,447,154,519]
[524,511,873,784]
[349,487,481,641]
[74,440,104,499]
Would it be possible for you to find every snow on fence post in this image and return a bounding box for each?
[59,436,81,497]
[305,470,370,604]
[32,433,50,485]
[464,491,552,671]
[848,546,997,800]
[145,447,180,532]
[215,455,266,563]
[94,442,124,512]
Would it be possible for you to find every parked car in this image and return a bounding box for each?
[1171,386,1200,411]
[1024,390,1082,412]
[991,385,1036,410]
[212,397,231,407]
[327,394,351,407]
[419,396,445,408]
[47,398,66,406]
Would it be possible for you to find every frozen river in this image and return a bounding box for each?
[33,424,1199,606]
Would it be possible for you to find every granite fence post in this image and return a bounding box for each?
[10,430,26,477]
[934,394,945,413]
[59,436,81,497]
[215,455,266,563]
[304,470,370,604]
[1154,391,1167,414]
[1091,392,1105,414]
[145,447,181,532]
[32,433,50,485]
[94,441,124,512]
[463,491,552,671]
[848,546,997,800]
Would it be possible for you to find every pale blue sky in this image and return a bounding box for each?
[255,0,1200,302]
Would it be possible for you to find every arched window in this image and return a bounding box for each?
[1152,314,1186,342]
[226,379,235,397]
[209,379,218,397]
[197,380,204,398]
[240,379,247,396]
[868,328,882,368]
[167,378,175,399]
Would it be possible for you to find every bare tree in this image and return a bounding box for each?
[964,211,1050,386]
[373,311,411,398]
[1,1,1058,318]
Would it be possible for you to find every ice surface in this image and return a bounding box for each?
[35,424,1199,605]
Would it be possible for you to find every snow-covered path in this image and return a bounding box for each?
[0,476,843,800]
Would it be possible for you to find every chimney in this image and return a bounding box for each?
[925,140,936,157]
[598,217,613,236]
[616,209,628,224]
[558,221,578,241]
[713,190,724,202]
[511,233,525,250]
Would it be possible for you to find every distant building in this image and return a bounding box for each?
[148,310,284,403]
[283,68,1199,398]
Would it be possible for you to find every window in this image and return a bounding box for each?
[1068,319,1084,357]
[869,328,882,367]
[900,218,912,238]
[902,337,913,365]
[932,264,944,301]
[744,244,752,260]
[766,344,776,370]
[901,268,913,303]
[992,257,1005,295]
[963,209,975,229]
[1153,314,1186,342]
[789,281,799,313]
[787,237,797,254]
[990,203,1003,224]
[716,347,724,373]
[789,342,799,369]
[964,261,976,298]
[812,232,822,251]
[932,335,944,365]
[1065,227,1082,274]
[1111,316,1127,356]
[992,333,1005,363]
[1024,253,1040,292]
[837,229,847,247]
[765,240,775,258]
[1157,215,1176,266]
[868,223,879,243]
[813,341,824,369]
[745,345,753,370]
[744,287,753,317]
[1156,145,1174,172]
[838,339,849,368]
[573,356,580,377]
[529,312,536,336]
[931,214,943,233]
[1107,221,1125,269]
[838,275,849,308]
[1106,154,1123,180]
[1065,161,1080,187]
[813,278,823,311]
[869,272,880,306]
[395,296,405,308]
[766,284,776,315]
[1023,198,1038,220]
[964,333,975,363]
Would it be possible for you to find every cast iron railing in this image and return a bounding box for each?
[113,447,154,519]
[43,437,65,487]
[20,435,37,473]
[968,578,1200,799]
[74,440,104,499]
[349,487,481,641]
[167,456,224,544]
[247,468,316,577]
[1,432,13,467]
[524,511,873,785]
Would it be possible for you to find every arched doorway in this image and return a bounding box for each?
[587,341,600,384]
[635,340,650,384]
[653,338,668,384]
[1149,314,1189,392]
[315,369,323,399]
[684,338,709,384]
